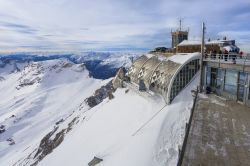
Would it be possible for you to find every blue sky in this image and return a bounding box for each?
[0,0,249,52]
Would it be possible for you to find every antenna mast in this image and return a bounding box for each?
[200,22,206,92]
[179,19,182,31]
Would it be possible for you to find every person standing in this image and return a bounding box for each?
[224,49,228,61]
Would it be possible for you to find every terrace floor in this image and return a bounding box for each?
[182,94,250,166]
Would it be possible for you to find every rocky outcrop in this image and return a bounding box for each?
[85,81,115,108]
[32,127,65,165]
[0,125,5,134]
[112,67,126,89]
[17,116,80,166]
[88,157,103,166]
[17,77,41,89]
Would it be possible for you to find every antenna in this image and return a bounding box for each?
[179,19,182,31]
[200,22,206,92]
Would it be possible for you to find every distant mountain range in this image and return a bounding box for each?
[0,52,141,79]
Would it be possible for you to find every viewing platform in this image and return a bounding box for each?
[203,53,250,69]
[181,94,250,166]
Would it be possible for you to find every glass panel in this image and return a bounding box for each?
[216,69,223,89]
[224,70,237,94]
[211,68,217,87]
[239,72,246,85]
[206,67,211,86]
[238,85,244,102]
[248,77,250,99]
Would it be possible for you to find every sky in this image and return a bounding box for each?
[0,0,249,52]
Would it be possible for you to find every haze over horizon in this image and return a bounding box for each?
[0,0,249,52]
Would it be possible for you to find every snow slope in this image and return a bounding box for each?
[0,56,198,166]
[0,59,104,164]
[37,75,198,166]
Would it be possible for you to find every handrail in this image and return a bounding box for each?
[177,86,199,166]
[204,53,250,64]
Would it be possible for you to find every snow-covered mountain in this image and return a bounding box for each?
[0,52,141,79]
[0,52,198,166]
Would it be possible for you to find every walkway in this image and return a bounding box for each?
[182,94,250,166]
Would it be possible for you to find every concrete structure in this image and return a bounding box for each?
[127,53,200,104]
[203,53,250,107]
[182,94,250,166]
[171,19,188,48]
[171,31,188,48]
[177,39,240,54]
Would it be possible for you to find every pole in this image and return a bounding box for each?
[180,19,182,31]
[200,22,205,92]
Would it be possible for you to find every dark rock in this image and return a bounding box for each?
[7,138,15,145]
[0,125,5,134]
[33,127,59,159]
[85,96,99,108]
[67,117,78,133]
[85,81,115,108]
[29,116,79,165]
[88,157,103,166]
[62,62,73,68]
[108,92,114,100]
[0,125,5,129]
[112,67,126,89]
[55,119,64,125]
[7,138,12,142]
[9,140,15,145]
[0,128,6,133]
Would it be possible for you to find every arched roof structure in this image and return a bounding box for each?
[128,53,201,104]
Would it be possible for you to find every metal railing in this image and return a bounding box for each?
[177,86,199,166]
[204,53,250,65]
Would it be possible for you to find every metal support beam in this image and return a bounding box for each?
[199,22,205,92]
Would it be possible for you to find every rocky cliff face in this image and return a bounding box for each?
[85,81,115,108]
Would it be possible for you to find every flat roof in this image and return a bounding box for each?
[178,39,236,46]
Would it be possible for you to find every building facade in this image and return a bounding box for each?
[171,31,188,48]
[203,53,250,106]
[177,39,239,54]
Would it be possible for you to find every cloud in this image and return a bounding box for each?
[0,21,37,34]
[0,0,249,52]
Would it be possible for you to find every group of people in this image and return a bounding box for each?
[204,49,243,63]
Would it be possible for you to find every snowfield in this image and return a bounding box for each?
[0,59,103,165]
[0,55,198,166]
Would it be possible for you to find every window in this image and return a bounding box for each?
[239,72,246,85]
[248,75,250,100]
[211,68,217,87]
[238,72,246,102]
[170,60,199,102]
[216,69,224,89]
[224,70,237,94]
[206,67,211,86]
